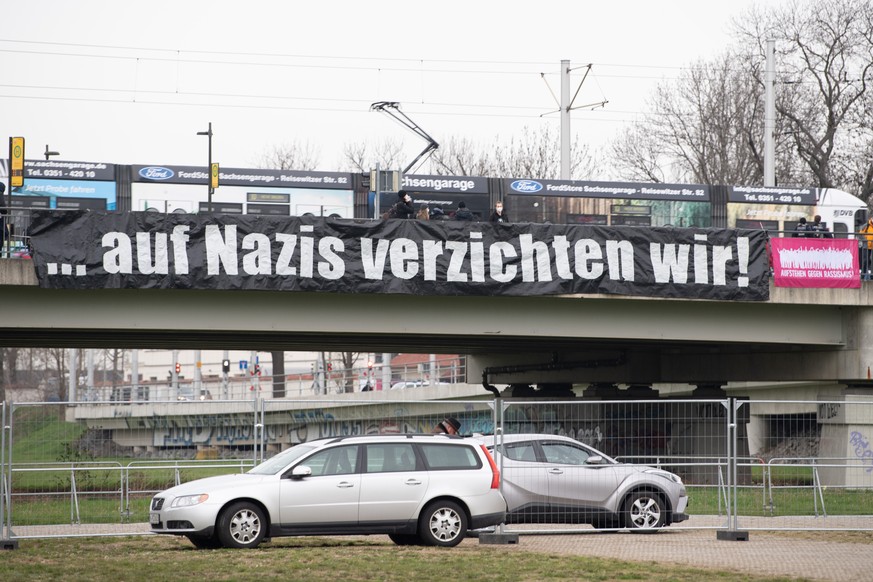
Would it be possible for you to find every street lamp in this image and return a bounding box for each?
[43,145,59,160]
[196,122,213,212]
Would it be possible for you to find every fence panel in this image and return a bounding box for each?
[5,396,873,541]
[493,398,730,533]
[6,400,258,539]
[736,399,873,531]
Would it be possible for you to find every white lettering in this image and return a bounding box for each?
[102,232,132,274]
[205,225,238,276]
[361,238,390,279]
[650,243,690,283]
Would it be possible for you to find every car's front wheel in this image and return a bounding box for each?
[418,500,467,547]
[216,501,267,548]
[623,491,666,532]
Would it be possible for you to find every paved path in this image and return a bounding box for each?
[505,530,870,581]
[479,517,873,582]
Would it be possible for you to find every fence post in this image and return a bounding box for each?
[479,396,519,545]
[1,402,18,549]
[256,398,265,465]
[717,397,749,541]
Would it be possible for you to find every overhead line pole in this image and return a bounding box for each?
[561,60,570,179]
[541,62,608,181]
[764,40,776,187]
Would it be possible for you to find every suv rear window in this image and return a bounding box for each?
[419,444,482,470]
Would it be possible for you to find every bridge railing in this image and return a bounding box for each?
[65,355,468,403]
[0,207,36,259]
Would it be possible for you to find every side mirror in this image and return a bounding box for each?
[586,455,605,465]
[289,465,312,480]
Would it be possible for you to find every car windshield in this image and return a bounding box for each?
[248,443,319,475]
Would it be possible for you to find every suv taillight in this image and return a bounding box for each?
[480,445,500,489]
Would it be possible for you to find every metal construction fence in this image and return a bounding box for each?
[2,396,873,543]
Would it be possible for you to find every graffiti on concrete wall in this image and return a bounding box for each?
[153,411,495,447]
[850,431,873,473]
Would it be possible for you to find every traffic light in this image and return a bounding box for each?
[222,359,230,373]
[175,362,181,374]
[327,362,333,372]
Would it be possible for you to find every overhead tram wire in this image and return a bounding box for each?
[0,37,760,76]
[0,89,640,127]
[0,39,745,126]
[0,38,748,79]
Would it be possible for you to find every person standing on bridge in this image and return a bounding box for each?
[793,217,810,238]
[386,190,415,219]
[861,217,873,280]
[489,200,510,223]
[810,215,833,238]
[453,201,475,221]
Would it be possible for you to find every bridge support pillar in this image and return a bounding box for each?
[817,389,873,487]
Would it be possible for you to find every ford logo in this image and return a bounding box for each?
[139,166,174,180]
[510,179,543,193]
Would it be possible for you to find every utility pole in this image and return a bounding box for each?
[131,349,139,401]
[541,61,608,180]
[222,349,229,400]
[374,162,381,218]
[197,123,214,212]
[764,40,776,187]
[171,348,179,400]
[561,60,571,180]
[68,349,78,402]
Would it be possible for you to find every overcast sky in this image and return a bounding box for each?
[1,0,778,173]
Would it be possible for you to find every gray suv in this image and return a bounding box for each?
[150,434,506,548]
[475,433,688,531]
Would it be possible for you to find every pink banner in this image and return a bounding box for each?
[770,238,860,288]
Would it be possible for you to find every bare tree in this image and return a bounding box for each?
[340,138,405,172]
[493,125,594,179]
[255,140,321,170]
[734,0,873,199]
[104,348,123,396]
[608,51,802,185]
[609,122,672,183]
[429,137,495,176]
[607,0,873,195]
[334,352,360,393]
[40,347,68,401]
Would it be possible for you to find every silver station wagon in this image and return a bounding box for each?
[150,434,506,549]
[475,433,688,531]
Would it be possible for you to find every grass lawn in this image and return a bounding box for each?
[0,534,823,582]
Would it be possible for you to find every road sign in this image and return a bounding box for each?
[10,137,25,188]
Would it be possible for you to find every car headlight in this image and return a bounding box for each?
[643,469,683,484]
[170,494,209,508]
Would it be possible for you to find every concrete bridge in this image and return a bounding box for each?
[2,258,873,392]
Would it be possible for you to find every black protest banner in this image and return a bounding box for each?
[27,211,770,301]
